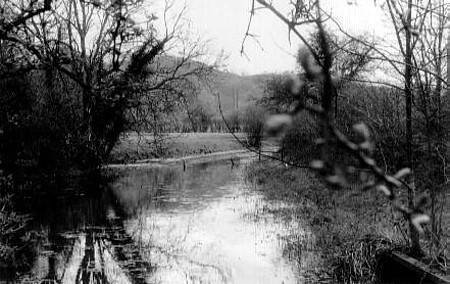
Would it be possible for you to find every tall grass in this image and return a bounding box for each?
[244,161,408,283]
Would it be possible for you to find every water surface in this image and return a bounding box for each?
[10,161,318,283]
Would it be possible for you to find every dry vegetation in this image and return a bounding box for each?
[245,161,411,283]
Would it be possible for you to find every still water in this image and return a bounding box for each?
[10,160,320,283]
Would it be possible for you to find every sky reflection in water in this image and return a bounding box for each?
[13,161,318,283]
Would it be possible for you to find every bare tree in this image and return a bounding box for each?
[243,0,449,257]
[408,0,448,258]
[0,0,52,39]
[7,0,214,164]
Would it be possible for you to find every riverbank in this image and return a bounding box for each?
[106,148,258,169]
[109,132,247,164]
[244,160,407,283]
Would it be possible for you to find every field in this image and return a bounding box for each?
[109,132,247,163]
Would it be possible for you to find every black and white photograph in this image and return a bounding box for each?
[0,0,449,283]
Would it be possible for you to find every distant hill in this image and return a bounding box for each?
[151,55,275,116]
[197,70,273,116]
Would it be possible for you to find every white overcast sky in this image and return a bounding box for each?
[154,0,391,75]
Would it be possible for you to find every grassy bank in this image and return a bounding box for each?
[109,132,246,163]
[244,161,408,283]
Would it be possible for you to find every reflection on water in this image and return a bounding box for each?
[7,161,319,283]
[115,163,301,283]
[10,176,151,283]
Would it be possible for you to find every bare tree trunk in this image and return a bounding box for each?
[448,30,450,96]
[404,0,422,256]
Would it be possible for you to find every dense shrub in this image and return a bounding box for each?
[263,82,413,172]
[278,112,320,164]
[225,110,242,133]
[0,70,94,174]
[242,106,266,149]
